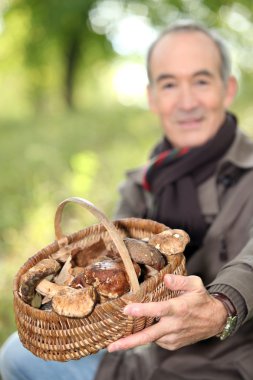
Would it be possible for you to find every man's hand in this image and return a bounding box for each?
[107,274,228,352]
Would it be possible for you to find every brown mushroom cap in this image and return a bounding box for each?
[82,259,141,300]
[71,238,109,267]
[19,259,61,304]
[123,237,165,270]
[52,285,96,318]
[148,229,190,256]
[70,266,86,277]
[36,278,97,317]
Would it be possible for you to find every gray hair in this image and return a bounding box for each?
[147,20,231,84]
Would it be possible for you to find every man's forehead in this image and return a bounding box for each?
[150,31,221,78]
[154,30,219,53]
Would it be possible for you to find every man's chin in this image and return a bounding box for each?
[171,133,209,149]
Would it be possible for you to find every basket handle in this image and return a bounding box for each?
[54,197,140,293]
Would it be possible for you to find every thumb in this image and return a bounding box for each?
[164,274,204,293]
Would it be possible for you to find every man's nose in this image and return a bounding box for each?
[178,85,198,110]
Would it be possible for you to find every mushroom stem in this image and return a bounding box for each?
[36,279,68,299]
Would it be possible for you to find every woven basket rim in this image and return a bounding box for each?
[14,217,169,287]
[13,217,181,322]
[13,215,186,360]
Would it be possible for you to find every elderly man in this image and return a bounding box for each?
[1,21,253,380]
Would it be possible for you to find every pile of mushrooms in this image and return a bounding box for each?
[18,229,189,318]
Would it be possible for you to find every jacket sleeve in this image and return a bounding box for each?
[207,224,253,329]
[114,178,149,219]
[113,165,153,219]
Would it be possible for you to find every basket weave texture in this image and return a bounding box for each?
[13,197,186,362]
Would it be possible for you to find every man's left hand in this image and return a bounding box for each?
[107,274,228,352]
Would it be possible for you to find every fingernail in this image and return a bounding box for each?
[165,274,173,283]
[123,305,139,315]
[108,343,120,353]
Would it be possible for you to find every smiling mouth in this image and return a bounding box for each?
[178,116,203,123]
[177,117,203,128]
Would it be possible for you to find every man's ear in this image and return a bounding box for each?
[224,76,238,108]
[146,84,158,113]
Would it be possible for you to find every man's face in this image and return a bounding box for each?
[147,31,237,148]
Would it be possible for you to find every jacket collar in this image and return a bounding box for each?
[218,129,253,170]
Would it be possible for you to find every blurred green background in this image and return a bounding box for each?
[0,0,253,348]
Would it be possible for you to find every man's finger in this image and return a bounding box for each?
[123,299,172,318]
[108,323,161,352]
[123,275,204,318]
[164,274,204,293]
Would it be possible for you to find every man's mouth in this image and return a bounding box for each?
[177,117,203,129]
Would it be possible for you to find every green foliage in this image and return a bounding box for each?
[3,0,115,107]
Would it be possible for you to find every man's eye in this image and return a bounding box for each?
[195,79,209,86]
[162,83,176,89]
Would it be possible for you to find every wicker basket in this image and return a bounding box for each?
[13,197,186,362]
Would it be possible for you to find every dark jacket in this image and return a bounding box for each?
[95,130,253,380]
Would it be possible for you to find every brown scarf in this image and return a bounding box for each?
[143,113,237,256]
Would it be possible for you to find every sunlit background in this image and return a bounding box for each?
[0,0,253,351]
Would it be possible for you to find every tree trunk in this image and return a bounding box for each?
[64,32,82,109]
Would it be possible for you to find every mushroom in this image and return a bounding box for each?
[143,264,159,280]
[35,278,97,317]
[70,257,116,290]
[148,229,190,258]
[36,278,67,298]
[19,258,61,304]
[123,237,166,270]
[30,292,42,309]
[81,258,141,301]
[53,255,74,286]
[70,266,86,277]
[52,286,96,318]
[71,238,110,267]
